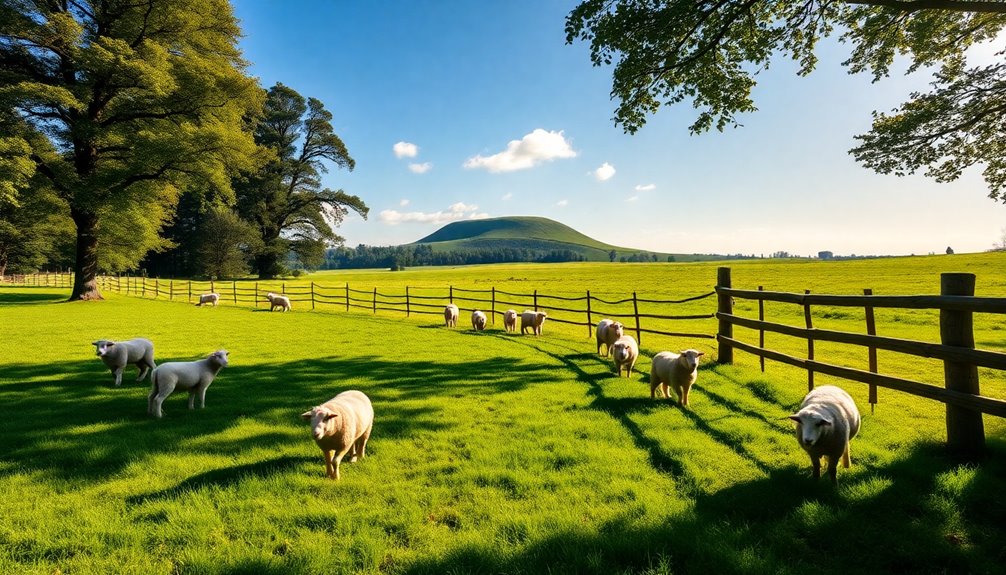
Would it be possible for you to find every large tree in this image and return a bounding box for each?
[0,0,261,299]
[236,83,367,279]
[0,185,73,277]
[566,1,1006,201]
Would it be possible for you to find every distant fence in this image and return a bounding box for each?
[714,267,1006,457]
[1,272,73,288]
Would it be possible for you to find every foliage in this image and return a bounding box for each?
[0,0,263,298]
[235,83,368,279]
[323,243,588,269]
[0,187,73,275]
[565,0,1006,200]
[195,207,262,279]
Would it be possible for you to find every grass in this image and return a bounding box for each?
[2,254,1006,574]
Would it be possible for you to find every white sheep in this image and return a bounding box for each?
[92,338,156,387]
[649,349,704,405]
[147,350,229,418]
[265,292,291,312]
[195,293,220,306]
[611,335,638,377]
[471,310,487,331]
[503,309,518,332]
[595,319,624,357]
[789,385,861,484]
[444,303,459,327]
[520,310,548,335]
[301,390,374,480]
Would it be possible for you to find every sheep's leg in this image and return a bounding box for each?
[332,448,351,480]
[358,423,372,459]
[810,456,821,480]
[649,377,658,399]
[147,387,156,415]
[197,384,208,409]
[842,444,851,468]
[827,458,839,485]
[113,367,123,387]
[323,450,335,479]
[188,390,196,410]
[681,384,690,406]
[135,364,149,382]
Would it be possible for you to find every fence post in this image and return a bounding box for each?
[586,290,593,338]
[345,283,350,312]
[804,289,814,392]
[758,286,765,372]
[282,282,286,295]
[142,277,146,298]
[255,282,259,308]
[372,287,377,314]
[210,280,215,296]
[449,285,453,304]
[533,290,538,311]
[864,288,878,414]
[632,292,642,345]
[491,287,495,325]
[940,273,984,458]
[170,280,174,301]
[406,286,411,317]
[717,267,734,364]
[155,278,158,298]
[311,282,316,310]
[187,280,191,303]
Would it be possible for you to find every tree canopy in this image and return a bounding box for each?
[565,0,1006,201]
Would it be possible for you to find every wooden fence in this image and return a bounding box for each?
[1,272,74,288]
[714,267,1006,457]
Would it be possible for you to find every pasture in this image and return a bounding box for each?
[2,254,1006,574]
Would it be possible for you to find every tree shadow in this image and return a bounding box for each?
[127,455,316,504]
[0,291,68,305]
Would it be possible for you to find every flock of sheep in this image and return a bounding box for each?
[86,292,861,484]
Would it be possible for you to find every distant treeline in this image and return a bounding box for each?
[322,244,595,269]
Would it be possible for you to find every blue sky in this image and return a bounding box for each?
[233,0,1005,256]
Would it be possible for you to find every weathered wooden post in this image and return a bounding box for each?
[210,280,215,296]
[170,280,174,301]
[864,288,878,413]
[154,278,159,298]
[586,290,593,338]
[255,282,259,308]
[449,285,453,304]
[717,267,734,364]
[804,289,814,392]
[311,282,316,310]
[758,286,765,372]
[490,287,495,325]
[345,283,350,312]
[533,289,538,311]
[406,286,411,317]
[233,281,237,304]
[940,272,984,457]
[187,280,191,303]
[372,287,377,314]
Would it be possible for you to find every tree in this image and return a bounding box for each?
[566,1,1006,201]
[946,246,954,254]
[993,227,1006,251]
[236,84,368,279]
[608,249,617,262]
[0,187,73,277]
[195,207,262,279]
[1,0,262,299]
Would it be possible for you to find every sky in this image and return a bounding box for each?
[232,0,1006,256]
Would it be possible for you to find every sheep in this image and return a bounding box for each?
[444,303,459,327]
[147,350,229,418]
[503,309,518,332]
[520,310,548,335]
[301,390,374,480]
[610,335,638,377]
[92,338,156,387]
[789,385,861,484]
[471,310,487,331]
[649,349,705,405]
[195,293,220,307]
[595,319,624,357]
[265,292,292,312]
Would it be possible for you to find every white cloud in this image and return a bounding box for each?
[593,162,616,181]
[556,199,569,207]
[399,199,410,207]
[626,195,639,202]
[635,183,656,192]
[393,141,418,158]
[502,192,513,200]
[408,162,432,174]
[463,129,576,173]
[379,202,489,225]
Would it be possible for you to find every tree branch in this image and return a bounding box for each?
[843,0,1006,14]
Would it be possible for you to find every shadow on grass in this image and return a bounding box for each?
[0,291,67,305]
[402,441,1006,575]
[127,455,316,504]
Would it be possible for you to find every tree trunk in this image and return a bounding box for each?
[69,208,103,301]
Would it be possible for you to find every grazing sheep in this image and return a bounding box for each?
[649,349,705,405]
[265,292,292,312]
[611,335,638,377]
[444,304,459,327]
[789,385,861,484]
[92,338,156,387]
[471,310,487,331]
[195,293,220,307]
[301,390,374,480]
[595,319,624,357]
[147,350,229,418]
[520,310,548,336]
[503,309,518,332]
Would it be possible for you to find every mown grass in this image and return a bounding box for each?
[2,254,1006,574]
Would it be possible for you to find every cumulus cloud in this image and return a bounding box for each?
[408,162,432,174]
[399,199,410,207]
[502,192,513,200]
[464,129,576,173]
[393,141,418,158]
[593,162,616,181]
[556,199,569,207]
[379,202,489,225]
[635,183,656,191]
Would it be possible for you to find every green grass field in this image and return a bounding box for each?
[3,254,1006,574]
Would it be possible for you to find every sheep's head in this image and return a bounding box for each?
[789,408,832,447]
[612,342,631,363]
[536,312,548,325]
[678,349,705,372]
[92,340,114,357]
[208,350,229,368]
[301,406,342,441]
[611,322,624,337]
[264,292,276,301]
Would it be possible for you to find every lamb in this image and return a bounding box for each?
[444,303,459,327]
[265,292,292,312]
[503,309,518,332]
[610,335,638,377]
[520,310,548,335]
[649,349,705,405]
[595,319,624,357]
[92,338,156,387]
[301,390,374,480]
[147,350,229,418]
[471,310,487,331]
[789,385,861,484]
[195,293,220,307]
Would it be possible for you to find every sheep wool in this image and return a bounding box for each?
[92,338,156,387]
[148,350,229,418]
[444,304,459,327]
[595,319,624,357]
[520,310,548,336]
[611,335,638,377]
[471,310,487,331]
[195,293,220,306]
[649,349,704,405]
[503,309,518,332]
[265,292,292,312]
[789,385,861,484]
[302,390,374,480]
